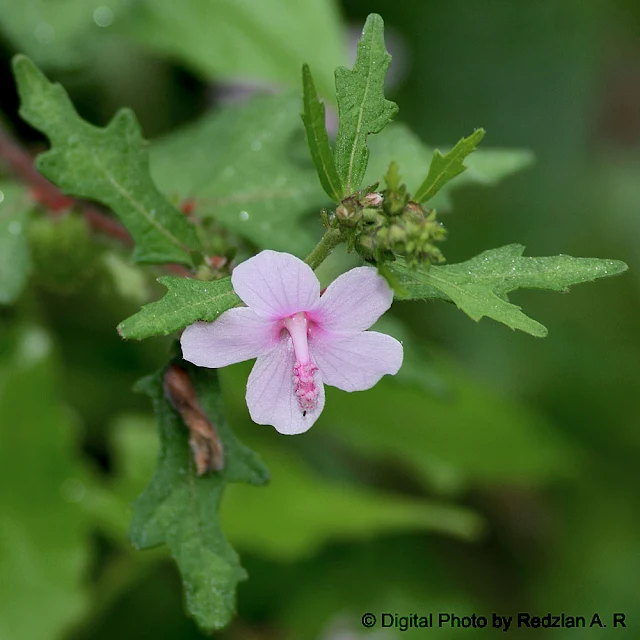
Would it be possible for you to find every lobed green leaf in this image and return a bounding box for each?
[301,64,343,201]
[392,244,628,336]
[150,92,329,256]
[117,276,240,340]
[0,184,31,304]
[364,123,534,209]
[413,129,485,203]
[129,365,269,632]
[13,55,200,265]
[104,413,483,561]
[333,13,398,194]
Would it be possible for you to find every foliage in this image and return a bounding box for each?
[129,364,269,631]
[300,64,343,202]
[150,92,329,256]
[413,129,485,203]
[0,184,31,304]
[0,5,634,638]
[333,14,398,195]
[120,0,346,98]
[118,276,240,340]
[13,55,200,265]
[364,123,535,210]
[0,328,91,640]
[391,245,627,336]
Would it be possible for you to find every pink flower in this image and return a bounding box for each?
[181,250,403,435]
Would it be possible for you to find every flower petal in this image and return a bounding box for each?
[232,250,320,319]
[310,330,403,392]
[313,267,393,331]
[181,307,280,368]
[246,335,325,435]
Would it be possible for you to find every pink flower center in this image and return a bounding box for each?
[283,312,318,413]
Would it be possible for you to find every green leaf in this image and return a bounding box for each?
[104,413,483,561]
[220,354,576,490]
[365,124,534,209]
[129,364,268,632]
[324,355,576,487]
[221,440,483,560]
[392,245,628,336]
[301,64,343,201]
[0,0,99,69]
[333,14,398,194]
[13,54,200,265]
[122,0,347,100]
[413,129,485,203]
[0,184,31,304]
[0,327,91,640]
[371,315,449,397]
[150,92,329,256]
[117,276,240,340]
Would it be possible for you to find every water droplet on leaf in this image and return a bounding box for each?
[60,478,86,503]
[34,22,55,44]
[93,5,115,27]
[8,221,22,235]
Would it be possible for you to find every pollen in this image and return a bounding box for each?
[292,361,319,411]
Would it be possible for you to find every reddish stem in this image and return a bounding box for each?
[0,122,193,276]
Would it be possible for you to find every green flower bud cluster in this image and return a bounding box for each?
[334,163,447,269]
[29,212,100,292]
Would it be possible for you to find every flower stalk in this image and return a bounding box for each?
[304,228,343,270]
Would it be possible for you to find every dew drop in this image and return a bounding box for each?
[239,211,249,222]
[223,167,236,178]
[61,478,86,503]
[93,5,115,27]
[21,328,51,363]
[0,190,4,203]
[35,22,56,44]
[8,221,22,236]
[251,140,262,151]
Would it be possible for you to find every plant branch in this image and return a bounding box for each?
[304,227,343,270]
[0,121,132,242]
[0,120,192,276]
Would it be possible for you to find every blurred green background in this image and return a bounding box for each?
[0,0,638,638]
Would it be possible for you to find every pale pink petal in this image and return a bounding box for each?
[232,250,320,319]
[309,329,403,392]
[181,307,280,368]
[246,335,325,435]
[312,267,393,331]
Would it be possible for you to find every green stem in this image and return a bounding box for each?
[304,228,343,270]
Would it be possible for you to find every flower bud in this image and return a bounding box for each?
[335,198,362,228]
[388,223,405,246]
[362,192,383,207]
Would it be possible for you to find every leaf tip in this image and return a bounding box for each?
[11,53,32,74]
[363,12,385,29]
[609,260,629,276]
[11,54,44,98]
